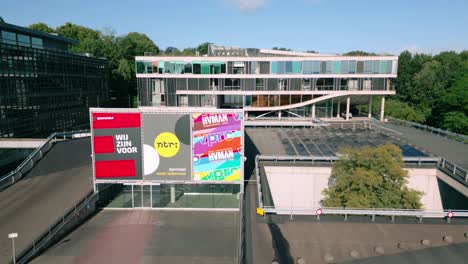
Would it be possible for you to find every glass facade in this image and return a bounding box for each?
[136,59,395,75]
[102,183,241,209]
[0,27,108,138]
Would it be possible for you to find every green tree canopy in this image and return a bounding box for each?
[196,42,212,55]
[56,22,100,41]
[28,22,56,34]
[117,32,159,60]
[272,47,292,51]
[322,144,423,209]
[343,50,377,56]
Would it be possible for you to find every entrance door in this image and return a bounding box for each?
[142,185,152,208]
[133,185,142,208]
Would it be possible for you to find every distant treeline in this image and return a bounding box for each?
[29,22,467,134]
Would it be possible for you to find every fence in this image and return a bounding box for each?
[386,117,468,143]
[0,130,90,192]
[438,158,468,186]
[255,155,468,218]
[237,192,246,264]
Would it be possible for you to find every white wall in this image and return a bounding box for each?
[264,166,443,214]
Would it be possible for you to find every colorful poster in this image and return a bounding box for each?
[91,112,142,180]
[192,113,242,181]
[141,113,191,181]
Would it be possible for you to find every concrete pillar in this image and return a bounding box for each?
[368,96,372,118]
[336,98,341,118]
[312,104,316,120]
[170,185,175,203]
[346,96,350,121]
[380,96,385,122]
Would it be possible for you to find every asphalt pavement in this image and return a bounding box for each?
[0,138,93,263]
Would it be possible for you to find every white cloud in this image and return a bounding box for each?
[227,0,266,12]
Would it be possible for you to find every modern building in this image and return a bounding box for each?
[0,17,108,138]
[136,45,397,122]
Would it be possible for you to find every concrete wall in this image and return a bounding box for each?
[264,166,443,214]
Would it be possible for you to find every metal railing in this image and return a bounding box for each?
[262,207,468,222]
[15,190,97,264]
[0,130,90,192]
[237,192,246,264]
[256,155,441,167]
[438,158,468,186]
[386,117,468,143]
[255,155,468,217]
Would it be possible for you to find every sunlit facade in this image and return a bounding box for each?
[136,45,397,121]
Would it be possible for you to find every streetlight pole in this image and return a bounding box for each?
[8,233,18,264]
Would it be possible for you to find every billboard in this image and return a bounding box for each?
[192,113,242,181]
[91,112,142,180]
[91,108,243,183]
[141,113,191,180]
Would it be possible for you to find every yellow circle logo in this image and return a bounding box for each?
[154,132,180,158]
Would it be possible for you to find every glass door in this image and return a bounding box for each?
[133,185,142,208]
[142,185,152,208]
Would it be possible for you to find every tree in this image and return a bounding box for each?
[117,32,159,60]
[164,46,180,54]
[385,99,426,123]
[436,72,468,133]
[28,22,55,34]
[272,47,292,51]
[196,42,212,55]
[56,22,100,41]
[322,144,423,209]
[343,50,377,56]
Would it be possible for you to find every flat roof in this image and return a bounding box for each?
[246,126,428,157]
[0,20,78,45]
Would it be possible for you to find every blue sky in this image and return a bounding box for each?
[2,0,467,54]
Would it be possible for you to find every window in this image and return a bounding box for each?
[17,34,31,47]
[348,61,356,74]
[381,60,392,74]
[284,61,293,73]
[158,61,165,73]
[363,61,372,73]
[372,61,380,74]
[259,61,270,74]
[201,62,210,74]
[332,61,341,74]
[271,62,278,74]
[340,61,349,74]
[193,63,201,74]
[184,63,192,74]
[249,61,258,74]
[136,61,146,73]
[292,61,301,74]
[255,78,264,90]
[1,31,16,45]
[303,61,313,74]
[303,61,320,74]
[356,61,364,73]
[31,37,43,49]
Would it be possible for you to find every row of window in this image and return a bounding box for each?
[0,44,108,76]
[138,77,390,94]
[136,60,394,75]
[1,30,43,49]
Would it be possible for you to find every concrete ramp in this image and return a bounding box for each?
[0,138,93,263]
